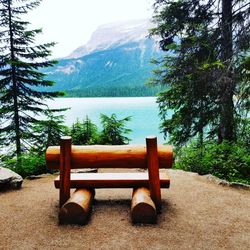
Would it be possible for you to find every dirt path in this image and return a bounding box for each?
[0,169,249,250]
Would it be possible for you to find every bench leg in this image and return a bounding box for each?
[131,187,157,224]
[59,188,95,225]
[146,136,162,212]
[59,136,72,207]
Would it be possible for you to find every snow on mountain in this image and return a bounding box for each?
[66,19,153,59]
[42,19,163,94]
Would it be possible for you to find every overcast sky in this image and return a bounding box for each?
[26,0,154,58]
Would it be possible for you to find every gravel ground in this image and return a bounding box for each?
[0,169,249,250]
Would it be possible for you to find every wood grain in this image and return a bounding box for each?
[131,187,157,224]
[146,136,162,211]
[54,172,170,189]
[46,144,173,169]
[59,189,95,225]
[59,137,71,207]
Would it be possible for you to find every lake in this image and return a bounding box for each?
[46,97,165,144]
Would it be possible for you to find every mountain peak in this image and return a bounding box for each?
[66,19,152,59]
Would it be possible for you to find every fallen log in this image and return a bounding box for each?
[59,188,95,225]
[131,187,157,224]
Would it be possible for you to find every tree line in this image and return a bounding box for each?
[66,86,164,98]
[0,0,249,184]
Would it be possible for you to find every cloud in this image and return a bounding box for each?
[25,0,153,58]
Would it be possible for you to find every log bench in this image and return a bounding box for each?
[46,136,173,225]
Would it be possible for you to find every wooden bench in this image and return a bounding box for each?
[46,136,173,224]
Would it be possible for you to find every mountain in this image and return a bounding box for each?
[44,19,162,96]
[66,19,155,59]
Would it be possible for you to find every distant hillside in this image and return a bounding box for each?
[44,19,163,96]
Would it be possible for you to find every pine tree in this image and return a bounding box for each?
[31,109,68,153]
[150,0,250,146]
[70,118,85,145]
[99,113,132,145]
[70,116,98,145]
[82,116,98,145]
[0,0,62,157]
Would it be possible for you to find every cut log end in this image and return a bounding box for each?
[131,187,157,224]
[59,188,95,225]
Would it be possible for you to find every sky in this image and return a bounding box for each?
[26,0,154,58]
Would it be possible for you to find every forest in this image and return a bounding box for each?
[65,86,163,97]
[0,0,249,185]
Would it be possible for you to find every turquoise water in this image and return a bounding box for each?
[46,97,165,144]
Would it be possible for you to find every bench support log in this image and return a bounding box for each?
[59,137,72,207]
[131,187,157,224]
[146,136,162,212]
[59,188,95,225]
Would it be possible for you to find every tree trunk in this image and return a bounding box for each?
[8,0,21,156]
[219,0,235,142]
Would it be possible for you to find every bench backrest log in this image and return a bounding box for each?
[46,141,173,170]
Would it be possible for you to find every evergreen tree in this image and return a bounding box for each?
[0,0,62,157]
[150,0,250,146]
[70,119,82,145]
[82,116,98,145]
[31,109,68,153]
[99,113,132,145]
[70,116,98,145]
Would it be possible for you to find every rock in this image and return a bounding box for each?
[204,174,229,186]
[25,175,42,180]
[71,168,97,173]
[26,173,52,180]
[229,182,250,190]
[204,174,250,190]
[0,167,23,190]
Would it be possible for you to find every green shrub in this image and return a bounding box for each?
[5,153,47,178]
[175,140,250,184]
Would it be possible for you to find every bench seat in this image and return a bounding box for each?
[54,172,170,189]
